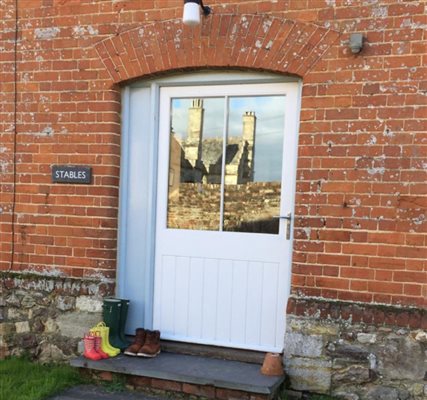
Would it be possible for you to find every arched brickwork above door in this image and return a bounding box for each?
[95,14,340,84]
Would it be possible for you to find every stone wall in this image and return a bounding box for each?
[0,272,113,362]
[284,297,427,400]
[168,182,281,232]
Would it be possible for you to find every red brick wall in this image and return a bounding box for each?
[0,1,17,274]
[0,0,425,308]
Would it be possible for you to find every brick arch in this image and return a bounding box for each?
[95,14,340,84]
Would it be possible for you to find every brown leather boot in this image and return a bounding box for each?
[137,330,161,357]
[124,328,146,356]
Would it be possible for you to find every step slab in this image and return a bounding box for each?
[71,352,284,397]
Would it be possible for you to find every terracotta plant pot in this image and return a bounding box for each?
[260,352,284,376]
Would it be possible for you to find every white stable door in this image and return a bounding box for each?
[153,83,300,352]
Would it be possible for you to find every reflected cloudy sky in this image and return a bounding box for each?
[171,96,285,182]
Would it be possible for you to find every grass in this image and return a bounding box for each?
[0,356,84,400]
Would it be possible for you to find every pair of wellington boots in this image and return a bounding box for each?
[103,297,130,351]
[83,332,109,361]
[89,322,120,357]
[124,328,161,358]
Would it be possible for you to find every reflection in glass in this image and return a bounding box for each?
[223,96,285,234]
[166,95,285,234]
[167,98,224,230]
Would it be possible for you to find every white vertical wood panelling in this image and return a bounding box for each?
[230,260,247,344]
[174,257,190,336]
[201,258,218,341]
[155,257,282,349]
[216,259,233,342]
[275,257,287,349]
[260,262,279,347]
[159,256,176,335]
[187,258,204,338]
[245,261,263,346]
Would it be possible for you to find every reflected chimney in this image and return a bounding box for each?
[186,98,204,168]
[242,111,256,181]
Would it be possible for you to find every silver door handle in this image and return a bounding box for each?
[273,214,292,220]
[273,213,292,240]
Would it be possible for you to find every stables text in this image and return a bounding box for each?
[52,165,92,184]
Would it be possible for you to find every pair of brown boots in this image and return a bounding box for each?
[124,328,161,358]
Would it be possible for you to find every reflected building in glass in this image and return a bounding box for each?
[179,99,256,185]
[168,97,284,234]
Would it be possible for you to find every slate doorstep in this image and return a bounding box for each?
[48,384,168,400]
[71,352,284,396]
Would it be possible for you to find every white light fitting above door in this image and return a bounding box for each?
[183,0,212,26]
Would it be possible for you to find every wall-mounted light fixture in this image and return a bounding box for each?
[349,33,364,54]
[183,0,212,26]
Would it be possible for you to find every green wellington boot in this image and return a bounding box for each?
[118,298,130,349]
[103,298,123,351]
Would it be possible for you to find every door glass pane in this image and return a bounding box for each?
[167,97,224,230]
[223,96,286,234]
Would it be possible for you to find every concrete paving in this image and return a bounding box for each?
[48,384,168,400]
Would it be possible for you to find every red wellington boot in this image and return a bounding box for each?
[83,334,102,361]
[93,333,109,359]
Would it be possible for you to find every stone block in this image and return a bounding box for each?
[326,342,370,361]
[414,330,426,342]
[306,323,339,336]
[21,295,36,308]
[32,318,45,333]
[284,332,324,358]
[6,294,20,307]
[286,317,339,336]
[410,383,425,397]
[37,342,66,363]
[0,322,15,335]
[332,364,370,385]
[0,345,9,359]
[285,357,332,394]
[332,392,360,400]
[16,333,37,349]
[44,318,59,333]
[57,311,101,338]
[365,386,410,400]
[377,336,425,381]
[356,333,377,344]
[56,296,75,311]
[8,308,28,320]
[76,296,102,313]
[15,321,30,333]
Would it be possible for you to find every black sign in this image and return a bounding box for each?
[52,165,92,184]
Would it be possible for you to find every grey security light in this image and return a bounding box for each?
[349,33,364,54]
[183,0,212,26]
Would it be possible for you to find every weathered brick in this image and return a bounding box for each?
[151,378,182,392]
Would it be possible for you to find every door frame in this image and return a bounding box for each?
[117,71,302,336]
